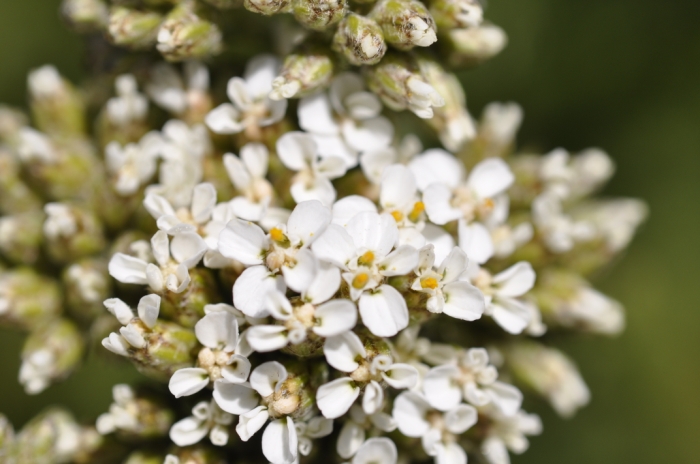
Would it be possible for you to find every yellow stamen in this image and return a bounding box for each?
[391,210,404,222]
[357,251,375,266]
[352,273,369,289]
[408,201,425,222]
[482,198,495,211]
[420,276,439,290]
[270,227,287,243]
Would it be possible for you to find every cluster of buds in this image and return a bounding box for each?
[1,1,646,463]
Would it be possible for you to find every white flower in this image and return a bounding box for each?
[28,65,63,99]
[360,134,423,185]
[379,164,428,247]
[570,198,648,254]
[108,230,207,293]
[223,142,274,222]
[95,384,139,435]
[412,246,485,321]
[351,437,398,464]
[168,310,250,398]
[392,391,476,463]
[298,73,394,169]
[43,203,77,240]
[106,74,148,126]
[296,416,334,457]
[531,193,596,254]
[100,294,161,356]
[169,400,233,447]
[144,182,218,237]
[16,127,57,163]
[276,131,347,206]
[479,102,523,155]
[422,348,522,416]
[105,132,162,196]
[205,54,287,139]
[481,408,542,464]
[472,262,537,334]
[337,405,397,460]
[146,61,209,114]
[219,200,331,316]
[317,331,418,419]
[312,211,419,337]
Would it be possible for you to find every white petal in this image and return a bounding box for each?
[444,404,478,434]
[317,377,361,419]
[380,165,416,209]
[442,281,485,321]
[227,76,251,109]
[262,418,298,464]
[191,183,217,224]
[244,55,280,99]
[306,416,334,438]
[370,412,397,432]
[492,262,536,298]
[331,195,378,227]
[120,324,145,348]
[218,219,267,265]
[250,361,288,397]
[103,298,135,325]
[205,103,243,134]
[392,391,430,437]
[287,200,331,247]
[230,196,267,222]
[137,294,161,329]
[221,354,251,384]
[362,380,384,415]
[398,227,427,249]
[213,381,259,415]
[466,158,514,199]
[266,290,294,320]
[343,90,382,120]
[343,116,394,152]
[324,331,367,372]
[209,424,229,446]
[102,333,131,356]
[438,247,469,284]
[436,442,467,464]
[143,193,175,219]
[409,149,464,191]
[312,224,356,269]
[108,253,148,285]
[352,437,398,464]
[145,263,164,292]
[240,142,269,179]
[157,215,194,235]
[281,248,318,293]
[337,421,365,459]
[298,92,340,135]
[171,232,207,268]
[290,177,337,207]
[313,299,358,337]
[195,311,239,350]
[360,148,397,185]
[382,363,418,389]
[358,285,408,337]
[458,221,494,265]
[247,325,289,352]
[312,134,358,169]
[423,365,462,411]
[329,73,366,114]
[378,245,419,277]
[423,224,456,265]
[346,212,398,258]
[233,266,286,318]
[314,155,348,180]
[423,184,462,225]
[487,381,523,417]
[490,297,531,335]
[482,437,510,464]
[276,132,314,171]
[169,416,208,446]
[169,368,210,398]
[236,406,269,441]
[304,260,341,304]
[223,153,252,191]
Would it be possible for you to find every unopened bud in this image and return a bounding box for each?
[108,6,163,49]
[333,13,387,66]
[20,319,84,394]
[0,268,63,330]
[293,0,347,31]
[270,47,334,100]
[28,65,87,137]
[370,0,437,50]
[364,52,444,118]
[61,0,109,32]
[429,0,482,29]
[0,149,42,215]
[159,268,220,327]
[444,23,508,68]
[43,203,106,264]
[0,211,45,265]
[245,0,292,15]
[96,384,174,439]
[63,259,112,324]
[156,4,223,61]
[202,0,243,8]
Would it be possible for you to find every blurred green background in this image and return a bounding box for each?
[1,0,699,463]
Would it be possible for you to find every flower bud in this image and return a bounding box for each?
[159,268,220,328]
[429,0,483,29]
[0,268,63,330]
[28,65,87,137]
[270,46,334,100]
[63,259,112,324]
[0,149,42,215]
[443,23,508,68]
[124,452,166,464]
[96,384,174,439]
[293,0,347,31]
[0,105,28,141]
[61,0,109,33]
[369,0,437,50]
[364,52,444,118]
[503,340,590,418]
[165,446,224,464]
[156,4,223,61]
[0,211,45,265]
[244,0,293,15]
[202,0,243,8]
[43,203,106,264]
[108,6,163,49]
[20,319,85,394]
[332,13,387,65]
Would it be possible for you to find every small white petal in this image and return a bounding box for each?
[286,200,331,247]
[103,298,135,325]
[102,333,131,356]
[442,281,485,321]
[120,325,146,348]
[276,131,315,171]
[331,195,378,227]
[205,103,243,134]
[170,232,207,268]
[487,381,523,417]
[362,380,384,415]
[346,212,397,259]
[317,377,361,419]
[281,248,318,293]
[213,381,259,415]
[490,297,532,335]
[218,219,267,265]
[240,142,269,179]
[223,153,252,191]
[312,224,356,269]
[378,245,419,277]
[137,294,161,329]
[392,391,430,437]
[438,247,469,284]
[313,299,358,337]
[169,416,208,446]
[233,266,286,318]
[380,165,416,209]
[337,421,365,459]
[304,260,342,304]
[191,183,217,224]
[195,311,239,350]
[382,363,418,389]
[250,361,288,397]
[298,92,340,135]
[458,220,494,265]
[436,442,467,464]
[423,365,461,411]
[108,253,148,285]
[409,149,464,191]
[324,331,367,372]
[467,158,514,199]
[423,183,462,225]
[169,368,210,398]
[358,285,408,337]
[492,262,536,298]
[444,404,478,434]
[222,354,251,384]
[262,418,298,464]
[247,325,289,353]
[352,437,398,464]
[143,193,176,219]
[236,406,269,441]
[343,116,394,153]
[266,290,294,320]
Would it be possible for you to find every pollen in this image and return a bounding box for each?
[420,276,439,289]
[409,201,425,222]
[352,273,369,289]
[391,210,404,222]
[483,198,495,211]
[357,251,375,266]
[270,227,286,243]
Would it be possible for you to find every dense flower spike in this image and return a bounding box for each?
[1,1,646,463]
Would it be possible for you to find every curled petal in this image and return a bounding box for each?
[169,368,210,398]
[317,377,361,419]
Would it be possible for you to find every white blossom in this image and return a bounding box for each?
[147,61,209,115]
[106,74,148,126]
[169,400,233,447]
[100,294,161,356]
[105,132,162,196]
[223,142,275,222]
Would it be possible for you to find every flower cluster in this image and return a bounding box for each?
[0,1,646,463]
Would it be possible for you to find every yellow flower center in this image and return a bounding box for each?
[352,272,370,289]
[408,201,425,222]
[391,210,404,222]
[270,227,288,244]
[357,251,375,266]
[420,276,439,290]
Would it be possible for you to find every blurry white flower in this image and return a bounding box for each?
[106,74,148,126]
[147,61,209,114]
[169,400,233,447]
[223,142,274,222]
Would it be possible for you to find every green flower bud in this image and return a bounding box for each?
[96,384,174,439]
[369,0,437,50]
[43,203,106,264]
[364,52,444,118]
[270,46,334,100]
[20,319,85,394]
[443,23,508,68]
[156,4,223,62]
[0,211,45,265]
[0,149,42,214]
[61,0,109,33]
[63,258,112,324]
[428,0,482,30]
[202,0,243,8]
[28,65,87,137]
[125,452,166,464]
[108,6,163,49]
[244,0,293,16]
[293,0,347,31]
[0,268,63,330]
[332,13,387,65]
[159,268,220,328]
